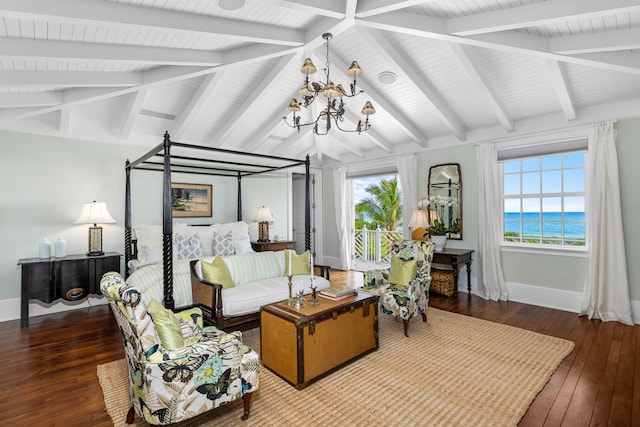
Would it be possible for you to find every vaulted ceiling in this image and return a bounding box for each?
[2,0,640,166]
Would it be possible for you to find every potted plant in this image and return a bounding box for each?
[426,218,448,251]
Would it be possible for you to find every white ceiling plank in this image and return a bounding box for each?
[58,107,71,133]
[358,27,466,141]
[340,108,394,152]
[237,107,292,152]
[211,53,300,147]
[0,0,304,46]
[550,28,640,55]
[545,60,576,121]
[0,92,63,107]
[447,0,640,37]
[272,127,315,157]
[330,133,365,157]
[448,43,514,131]
[570,52,640,70]
[172,72,225,140]
[328,52,424,144]
[0,37,225,67]
[119,89,147,139]
[270,0,345,19]
[356,0,437,18]
[357,12,640,76]
[0,70,141,87]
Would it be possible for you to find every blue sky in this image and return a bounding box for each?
[353,174,398,203]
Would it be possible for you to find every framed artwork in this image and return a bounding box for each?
[171,183,212,217]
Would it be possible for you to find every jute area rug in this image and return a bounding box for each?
[98,308,574,427]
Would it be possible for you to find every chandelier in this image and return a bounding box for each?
[283,32,376,135]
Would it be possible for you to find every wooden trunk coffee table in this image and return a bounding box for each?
[260,293,379,389]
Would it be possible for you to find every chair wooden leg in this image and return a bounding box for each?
[126,406,135,424]
[241,393,253,420]
[403,319,409,337]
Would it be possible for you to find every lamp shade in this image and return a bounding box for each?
[75,201,116,225]
[410,210,429,241]
[253,206,274,223]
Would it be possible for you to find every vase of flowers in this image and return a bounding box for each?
[427,218,448,252]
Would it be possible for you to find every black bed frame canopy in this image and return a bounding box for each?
[125,131,312,309]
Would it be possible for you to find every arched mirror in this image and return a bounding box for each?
[428,163,462,239]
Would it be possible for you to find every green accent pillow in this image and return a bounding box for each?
[388,255,417,288]
[201,257,235,289]
[284,249,311,276]
[146,299,184,350]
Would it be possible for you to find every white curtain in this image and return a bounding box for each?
[580,122,634,325]
[396,155,417,240]
[333,167,351,270]
[476,143,508,300]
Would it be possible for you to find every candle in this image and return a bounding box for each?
[310,251,313,277]
[288,250,292,276]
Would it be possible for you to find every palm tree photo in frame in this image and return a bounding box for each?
[171,183,212,217]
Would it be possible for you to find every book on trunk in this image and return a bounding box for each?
[320,286,357,299]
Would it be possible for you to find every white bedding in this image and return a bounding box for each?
[126,259,194,308]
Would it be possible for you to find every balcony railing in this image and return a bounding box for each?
[353,226,403,264]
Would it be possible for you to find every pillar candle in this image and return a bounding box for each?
[288,250,292,276]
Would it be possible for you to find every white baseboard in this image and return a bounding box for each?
[0,295,107,324]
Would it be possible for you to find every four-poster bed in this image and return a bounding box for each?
[125,132,312,311]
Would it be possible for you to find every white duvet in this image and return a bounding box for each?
[125,259,194,308]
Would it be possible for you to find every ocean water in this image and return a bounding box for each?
[504,212,585,238]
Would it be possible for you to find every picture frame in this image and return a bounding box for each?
[171,183,212,217]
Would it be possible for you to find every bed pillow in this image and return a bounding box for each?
[234,237,254,254]
[201,257,235,289]
[184,225,215,257]
[138,245,163,266]
[212,231,235,256]
[218,221,250,241]
[174,233,203,260]
[284,249,311,276]
[133,223,187,249]
[388,255,417,289]
[146,299,184,350]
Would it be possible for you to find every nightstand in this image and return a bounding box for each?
[251,240,296,252]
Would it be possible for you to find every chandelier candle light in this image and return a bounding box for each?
[283,33,376,135]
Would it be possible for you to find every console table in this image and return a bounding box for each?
[431,248,474,297]
[17,252,121,327]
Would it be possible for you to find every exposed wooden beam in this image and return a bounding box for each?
[119,89,147,139]
[550,28,640,55]
[356,0,437,18]
[546,60,576,121]
[447,0,640,37]
[269,0,345,19]
[357,27,466,141]
[0,92,62,108]
[59,107,71,133]
[172,73,225,140]
[0,0,304,46]
[0,70,141,87]
[0,37,224,66]
[448,43,514,131]
[211,54,300,147]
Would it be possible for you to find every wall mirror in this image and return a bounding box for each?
[428,163,462,239]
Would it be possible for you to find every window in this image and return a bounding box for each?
[501,148,586,247]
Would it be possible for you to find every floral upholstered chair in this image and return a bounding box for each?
[100,271,259,425]
[362,240,435,337]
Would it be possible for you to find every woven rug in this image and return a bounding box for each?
[98,308,574,427]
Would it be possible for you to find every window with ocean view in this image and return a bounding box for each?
[502,151,586,247]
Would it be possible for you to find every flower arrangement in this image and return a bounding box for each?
[426,218,448,236]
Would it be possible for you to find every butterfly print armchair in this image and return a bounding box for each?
[363,240,435,337]
[100,272,259,425]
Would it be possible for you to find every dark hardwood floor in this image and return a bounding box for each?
[1,269,638,426]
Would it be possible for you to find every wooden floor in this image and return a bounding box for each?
[1,269,639,426]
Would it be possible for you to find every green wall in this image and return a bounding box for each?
[321,118,640,301]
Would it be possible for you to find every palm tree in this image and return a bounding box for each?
[355,176,402,231]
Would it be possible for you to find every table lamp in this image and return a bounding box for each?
[254,206,274,242]
[75,201,116,256]
[409,209,429,241]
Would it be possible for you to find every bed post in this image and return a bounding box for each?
[237,171,242,221]
[162,132,175,310]
[124,160,132,278]
[305,155,311,252]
